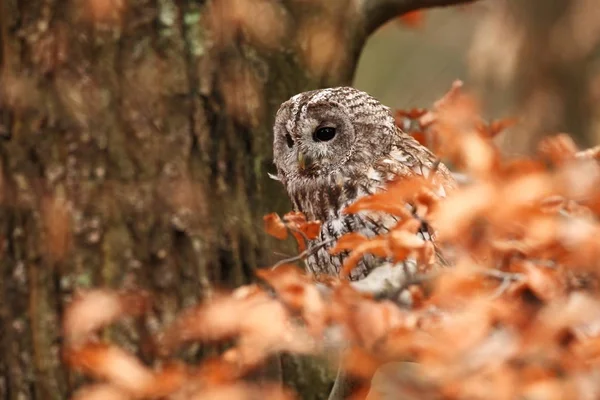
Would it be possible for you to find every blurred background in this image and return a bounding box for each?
[356,0,600,153]
[356,6,479,109]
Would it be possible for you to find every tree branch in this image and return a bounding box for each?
[360,0,477,36]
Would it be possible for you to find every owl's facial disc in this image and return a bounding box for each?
[292,106,355,177]
[272,96,358,184]
[296,125,336,174]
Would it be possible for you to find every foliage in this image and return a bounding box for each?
[62,82,600,399]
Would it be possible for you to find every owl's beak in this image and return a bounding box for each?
[297,151,315,172]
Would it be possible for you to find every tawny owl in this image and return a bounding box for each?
[272,87,454,281]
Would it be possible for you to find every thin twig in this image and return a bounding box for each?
[481,269,524,299]
[272,251,293,258]
[489,278,513,300]
[479,269,525,282]
[271,238,336,270]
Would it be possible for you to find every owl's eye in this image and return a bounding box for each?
[313,127,336,142]
[285,133,294,148]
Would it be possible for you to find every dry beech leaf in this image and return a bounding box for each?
[188,383,295,400]
[281,211,322,250]
[71,384,131,400]
[256,265,327,336]
[263,212,288,240]
[339,239,389,279]
[330,232,369,253]
[344,177,433,216]
[538,134,579,166]
[299,220,321,240]
[431,182,496,241]
[488,117,518,138]
[397,10,425,28]
[518,262,565,302]
[291,230,308,252]
[63,290,150,345]
[350,300,406,350]
[342,346,381,380]
[65,344,157,396]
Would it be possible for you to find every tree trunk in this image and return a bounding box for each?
[0,0,471,398]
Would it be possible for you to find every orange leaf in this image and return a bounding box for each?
[63,290,150,345]
[329,232,369,254]
[300,220,321,240]
[519,262,565,302]
[389,230,425,261]
[65,344,156,396]
[342,346,381,379]
[291,230,307,252]
[71,384,131,400]
[488,117,518,138]
[398,10,425,28]
[411,132,428,146]
[263,213,288,240]
[537,134,579,166]
[283,211,307,225]
[340,239,389,278]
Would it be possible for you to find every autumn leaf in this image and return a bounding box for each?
[397,10,425,28]
[488,117,518,138]
[538,134,579,166]
[63,290,150,345]
[330,232,369,254]
[65,344,157,396]
[340,239,389,279]
[299,220,321,239]
[263,212,288,240]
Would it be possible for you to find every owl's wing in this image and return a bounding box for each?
[366,129,455,251]
[373,128,455,196]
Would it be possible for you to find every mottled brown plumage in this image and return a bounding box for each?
[272,87,454,280]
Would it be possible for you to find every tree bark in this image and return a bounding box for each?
[0,0,471,398]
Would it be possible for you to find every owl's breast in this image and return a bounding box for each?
[289,169,384,222]
[295,169,401,280]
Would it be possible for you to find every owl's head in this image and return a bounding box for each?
[272,87,397,186]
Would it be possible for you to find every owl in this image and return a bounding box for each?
[272,87,455,281]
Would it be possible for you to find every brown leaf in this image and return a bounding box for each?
[340,239,389,279]
[256,265,328,336]
[538,134,579,166]
[431,182,495,241]
[63,290,150,345]
[329,232,369,254]
[291,230,308,252]
[397,10,425,28]
[71,384,131,400]
[188,383,296,400]
[488,117,518,138]
[65,344,156,396]
[342,346,381,380]
[299,220,321,240]
[519,262,565,302]
[263,213,288,240]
